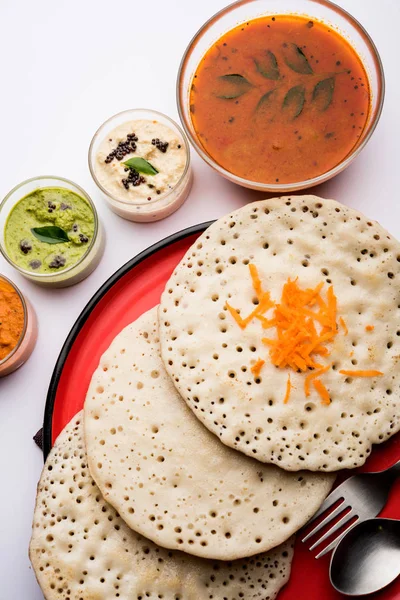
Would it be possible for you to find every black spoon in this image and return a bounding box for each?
[330,518,400,596]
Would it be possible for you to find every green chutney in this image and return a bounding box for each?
[5,187,95,274]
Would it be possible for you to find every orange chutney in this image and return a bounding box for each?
[0,278,25,361]
[190,15,370,184]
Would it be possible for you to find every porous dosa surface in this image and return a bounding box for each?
[84,308,333,560]
[159,196,400,471]
[30,413,294,600]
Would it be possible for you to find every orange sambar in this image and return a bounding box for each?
[190,15,370,184]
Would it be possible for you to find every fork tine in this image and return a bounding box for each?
[301,500,346,542]
[302,485,345,529]
[309,510,355,551]
[315,518,359,559]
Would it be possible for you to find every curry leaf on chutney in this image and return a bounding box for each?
[31,226,70,244]
[283,43,314,75]
[123,157,159,175]
[254,51,280,80]
[312,76,335,111]
[282,85,306,119]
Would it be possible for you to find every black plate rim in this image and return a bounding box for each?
[43,220,213,459]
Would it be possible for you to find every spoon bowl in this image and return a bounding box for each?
[330,518,400,596]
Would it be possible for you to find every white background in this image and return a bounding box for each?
[0,0,398,597]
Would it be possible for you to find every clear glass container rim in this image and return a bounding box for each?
[176,0,385,191]
[88,108,191,207]
[0,175,100,279]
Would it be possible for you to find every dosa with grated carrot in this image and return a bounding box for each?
[159,196,400,471]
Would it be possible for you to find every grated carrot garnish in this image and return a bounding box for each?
[242,293,274,326]
[226,289,273,330]
[225,265,383,406]
[249,263,263,299]
[339,369,383,377]
[283,374,293,404]
[293,353,308,372]
[256,315,277,328]
[304,364,332,397]
[340,317,348,336]
[316,295,328,312]
[300,307,331,327]
[225,303,247,329]
[231,276,340,383]
[265,279,339,373]
[313,379,331,405]
[251,359,265,377]
[326,286,337,331]
[313,347,330,357]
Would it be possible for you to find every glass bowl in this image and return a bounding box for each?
[88,109,193,222]
[0,274,37,377]
[0,176,105,288]
[177,0,385,192]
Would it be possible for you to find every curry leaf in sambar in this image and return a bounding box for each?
[282,85,306,119]
[283,43,313,75]
[255,89,277,112]
[312,77,335,111]
[254,51,280,80]
[217,90,249,100]
[216,73,253,99]
[219,74,251,85]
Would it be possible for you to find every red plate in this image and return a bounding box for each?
[45,223,400,600]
